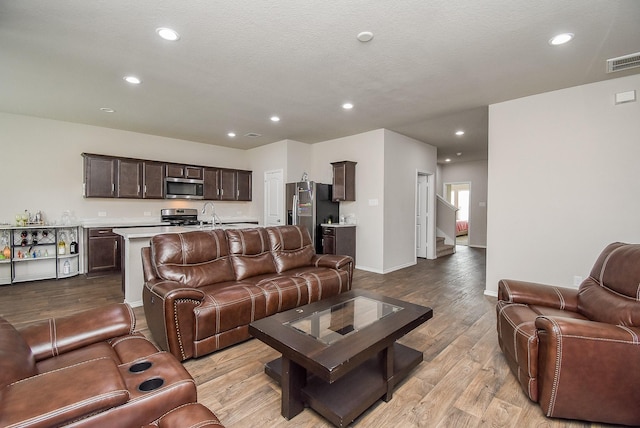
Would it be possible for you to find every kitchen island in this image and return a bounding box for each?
[114,223,259,307]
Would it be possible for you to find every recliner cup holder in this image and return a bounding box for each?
[129,361,153,373]
[138,377,164,392]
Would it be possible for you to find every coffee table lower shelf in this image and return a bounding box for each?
[264,342,422,427]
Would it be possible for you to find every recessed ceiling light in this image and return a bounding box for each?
[123,76,142,84]
[445,158,451,162]
[357,31,374,42]
[270,116,280,122]
[342,102,354,110]
[456,152,462,156]
[227,132,236,137]
[549,33,574,46]
[156,27,180,41]
[455,130,465,136]
[99,107,115,113]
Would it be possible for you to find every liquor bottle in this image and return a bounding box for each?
[58,238,66,255]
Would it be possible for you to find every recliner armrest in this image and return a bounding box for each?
[19,303,136,361]
[0,357,128,428]
[498,279,578,311]
[312,254,353,270]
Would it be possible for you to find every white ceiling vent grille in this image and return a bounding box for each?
[606,52,640,73]
[244,132,262,138]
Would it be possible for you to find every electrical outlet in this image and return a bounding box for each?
[573,275,583,287]
[98,211,107,217]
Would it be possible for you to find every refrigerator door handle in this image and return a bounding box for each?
[292,194,298,225]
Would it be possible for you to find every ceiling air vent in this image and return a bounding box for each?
[244,132,262,138]
[606,52,640,73]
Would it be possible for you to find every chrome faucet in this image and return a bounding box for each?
[201,202,222,229]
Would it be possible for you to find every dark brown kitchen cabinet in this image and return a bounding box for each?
[219,169,237,201]
[236,170,252,201]
[143,161,165,199]
[331,161,357,202]
[322,225,356,263]
[85,228,121,275]
[203,168,220,199]
[166,164,203,180]
[83,154,116,198]
[116,159,142,198]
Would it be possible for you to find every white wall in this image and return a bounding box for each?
[0,113,254,224]
[383,130,437,271]
[440,160,488,247]
[311,130,386,272]
[486,74,640,295]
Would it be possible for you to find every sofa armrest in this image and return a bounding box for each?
[535,316,640,424]
[19,303,136,361]
[312,254,354,285]
[497,279,578,311]
[143,279,205,361]
[0,357,128,428]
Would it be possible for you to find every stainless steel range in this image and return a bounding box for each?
[160,208,200,226]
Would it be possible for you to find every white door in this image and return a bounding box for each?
[416,174,428,258]
[264,169,284,226]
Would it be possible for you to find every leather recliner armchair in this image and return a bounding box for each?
[496,242,640,425]
[0,303,215,427]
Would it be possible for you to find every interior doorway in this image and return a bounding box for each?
[416,171,435,259]
[444,182,470,246]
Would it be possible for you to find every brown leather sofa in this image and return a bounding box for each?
[0,302,222,427]
[142,225,353,361]
[496,242,640,426]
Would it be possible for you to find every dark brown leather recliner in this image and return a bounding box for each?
[496,242,640,426]
[0,303,221,427]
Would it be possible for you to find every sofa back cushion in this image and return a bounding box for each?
[578,242,640,327]
[226,228,277,280]
[150,230,235,287]
[0,317,36,388]
[266,225,315,273]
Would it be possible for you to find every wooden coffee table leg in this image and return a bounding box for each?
[383,344,395,402]
[281,357,306,419]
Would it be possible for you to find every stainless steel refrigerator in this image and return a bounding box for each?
[286,181,339,254]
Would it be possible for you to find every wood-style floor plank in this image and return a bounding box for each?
[0,247,616,427]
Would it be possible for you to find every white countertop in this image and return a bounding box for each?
[82,216,259,228]
[113,223,262,239]
[320,223,356,227]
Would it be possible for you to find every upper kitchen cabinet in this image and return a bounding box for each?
[116,158,142,198]
[203,168,220,200]
[166,164,203,180]
[204,168,252,201]
[142,161,165,199]
[219,169,237,200]
[331,161,357,201]
[236,170,252,201]
[83,153,116,198]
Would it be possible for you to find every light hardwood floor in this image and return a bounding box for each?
[0,247,612,427]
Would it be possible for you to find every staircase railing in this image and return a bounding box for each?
[436,195,458,246]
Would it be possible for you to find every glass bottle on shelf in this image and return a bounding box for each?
[58,233,66,255]
[63,260,71,275]
[69,232,78,254]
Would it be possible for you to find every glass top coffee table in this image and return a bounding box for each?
[249,289,433,427]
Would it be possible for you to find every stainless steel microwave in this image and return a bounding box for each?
[165,177,204,199]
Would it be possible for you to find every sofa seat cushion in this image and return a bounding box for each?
[256,276,311,315]
[151,230,235,287]
[293,267,351,302]
[194,284,267,340]
[226,228,277,280]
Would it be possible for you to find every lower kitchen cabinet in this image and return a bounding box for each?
[321,225,356,263]
[85,228,121,275]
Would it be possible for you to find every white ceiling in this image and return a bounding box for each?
[1,1,639,163]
